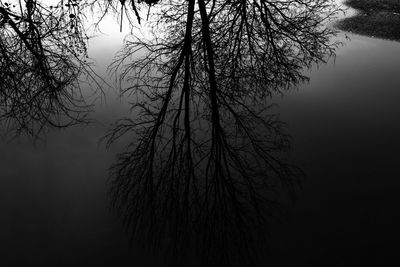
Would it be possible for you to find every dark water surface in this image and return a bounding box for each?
[0,19,136,267]
[269,33,400,266]
[1,9,400,267]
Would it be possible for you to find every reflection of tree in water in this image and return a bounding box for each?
[0,0,341,265]
[105,0,341,266]
[0,0,98,137]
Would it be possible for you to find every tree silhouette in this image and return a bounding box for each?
[1,0,341,265]
[0,0,100,137]
[104,0,341,266]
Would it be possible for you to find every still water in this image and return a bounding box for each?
[269,32,400,266]
[1,4,400,267]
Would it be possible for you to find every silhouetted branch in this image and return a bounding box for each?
[104,0,341,266]
[0,0,342,265]
[0,0,104,138]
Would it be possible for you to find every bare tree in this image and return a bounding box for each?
[1,0,342,265]
[104,0,342,266]
[0,0,100,138]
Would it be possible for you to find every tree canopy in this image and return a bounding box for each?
[0,0,341,266]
